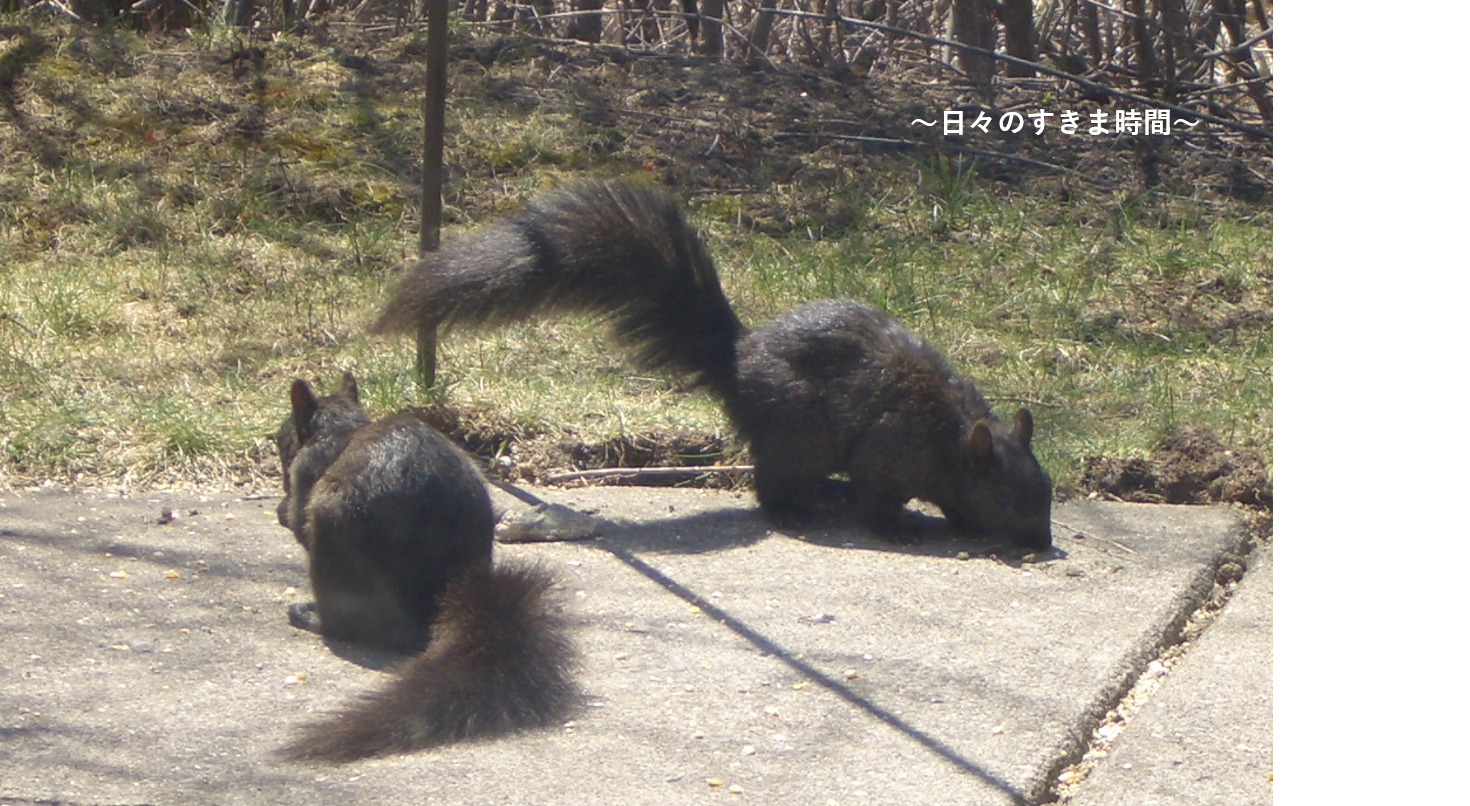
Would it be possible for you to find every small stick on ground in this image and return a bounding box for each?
[545,465,756,484]
[1053,519,1140,556]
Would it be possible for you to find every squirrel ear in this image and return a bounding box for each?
[290,379,319,441]
[968,420,995,458]
[290,379,317,414]
[1012,409,1034,450]
[338,372,359,402]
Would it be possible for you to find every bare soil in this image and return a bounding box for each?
[1082,423,1271,508]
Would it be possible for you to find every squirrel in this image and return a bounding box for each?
[273,372,577,762]
[373,179,1053,550]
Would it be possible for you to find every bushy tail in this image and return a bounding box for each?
[373,179,746,394]
[282,562,577,763]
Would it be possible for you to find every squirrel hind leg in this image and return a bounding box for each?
[849,485,927,544]
[287,601,323,635]
[310,585,431,656]
[758,497,817,531]
[752,457,833,530]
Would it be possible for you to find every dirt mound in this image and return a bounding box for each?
[1082,423,1271,508]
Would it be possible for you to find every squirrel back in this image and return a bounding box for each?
[274,373,577,761]
[373,180,1053,549]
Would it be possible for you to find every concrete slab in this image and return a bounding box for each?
[0,485,1250,805]
[1069,549,1273,806]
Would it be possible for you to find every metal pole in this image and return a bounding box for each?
[417,0,449,391]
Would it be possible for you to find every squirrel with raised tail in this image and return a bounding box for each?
[374,179,1054,550]
[274,372,577,762]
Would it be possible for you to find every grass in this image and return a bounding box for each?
[0,19,1271,495]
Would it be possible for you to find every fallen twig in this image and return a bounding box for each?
[1053,519,1140,556]
[546,465,755,484]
